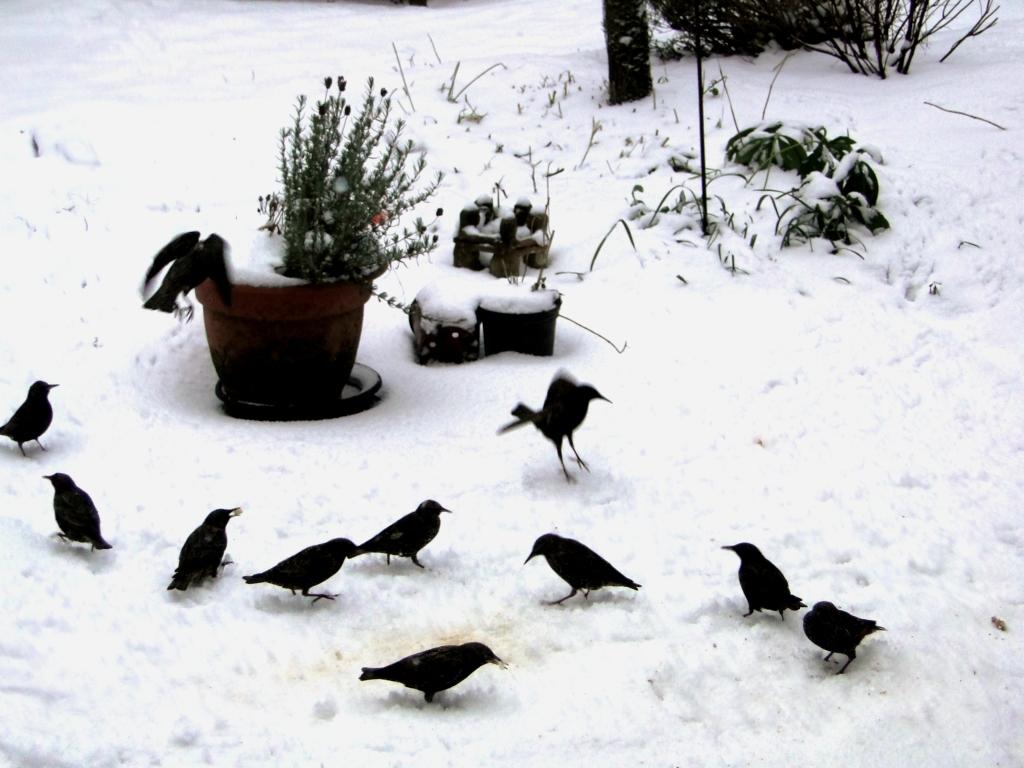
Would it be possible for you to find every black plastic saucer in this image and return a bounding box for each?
[214,363,382,421]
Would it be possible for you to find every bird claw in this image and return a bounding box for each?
[174,304,195,323]
[309,593,338,604]
[547,589,578,605]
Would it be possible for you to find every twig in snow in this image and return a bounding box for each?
[427,33,442,64]
[392,42,415,112]
[590,218,636,272]
[923,101,1005,131]
[559,312,627,354]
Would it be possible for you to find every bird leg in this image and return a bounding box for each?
[304,590,338,604]
[743,607,755,617]
[567,434,589,471]
[174,298,195,323]
[410,554,426,569]
[837,653,855,674]
[555,442,575,483]
[386,554,391,565]
[34,439,46,452]
[55,532,69,543]
[17,443,27,457]
[824,652,834,662]
[547,588,578,605]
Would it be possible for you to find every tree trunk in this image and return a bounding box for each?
[603,0,653,105]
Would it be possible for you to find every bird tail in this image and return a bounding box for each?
[498,404,537,433]
[166,574,189,591]
[787,595,807,611]
[242,573,268,584]
[869,624,886,633]
[144,290,177,314]
[625,579,641,591]
[359,667,382,681]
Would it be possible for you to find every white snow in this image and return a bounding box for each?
[414,273,482,331]
[416,274,558,335]
[222,222,306,287]
[477,285,559,314]
[2,1,1023,767]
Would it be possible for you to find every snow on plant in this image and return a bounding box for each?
[728,121,890,248]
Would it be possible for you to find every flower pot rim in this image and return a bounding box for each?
[196,277,373,321]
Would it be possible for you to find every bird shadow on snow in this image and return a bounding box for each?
[0,440,80,465]
[514,464,618,502]
[533,590,641,609]
[47,537,117,573]
[251,592,343,615]
[346,558,447,578]
[163,579,233,604]
[803,645,888,680]
[360,686,509,715]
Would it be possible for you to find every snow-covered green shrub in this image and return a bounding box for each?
[728,122,889,246]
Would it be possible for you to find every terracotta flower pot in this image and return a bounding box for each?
[196,278,372,407]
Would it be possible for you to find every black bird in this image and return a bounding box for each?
[1,381,58,456]
[524,532,640,605]
[167,507,242,591]
[499,373,610,481]
[142,231,232,321]
[244,538,358,603]
[43,472,112,550]
[721,542,805,619]
[351,499,451,568]
[359,642,506,703]
[803,601,886,674]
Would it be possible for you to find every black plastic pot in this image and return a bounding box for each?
[477,297,560,357]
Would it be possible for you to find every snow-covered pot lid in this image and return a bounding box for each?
[415,273,560,320]
[477,285,559,314]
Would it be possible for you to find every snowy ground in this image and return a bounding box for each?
[1,1,1023,766]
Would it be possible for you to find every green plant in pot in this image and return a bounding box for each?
[196,76,443,417]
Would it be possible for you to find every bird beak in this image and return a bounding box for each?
[42,474,53,480]
[721,545,735,551]
[442,507,453,514]
[229,507,243,516]
[490,656,508,669]
[48,384,59,389]
[524,551,538,565]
